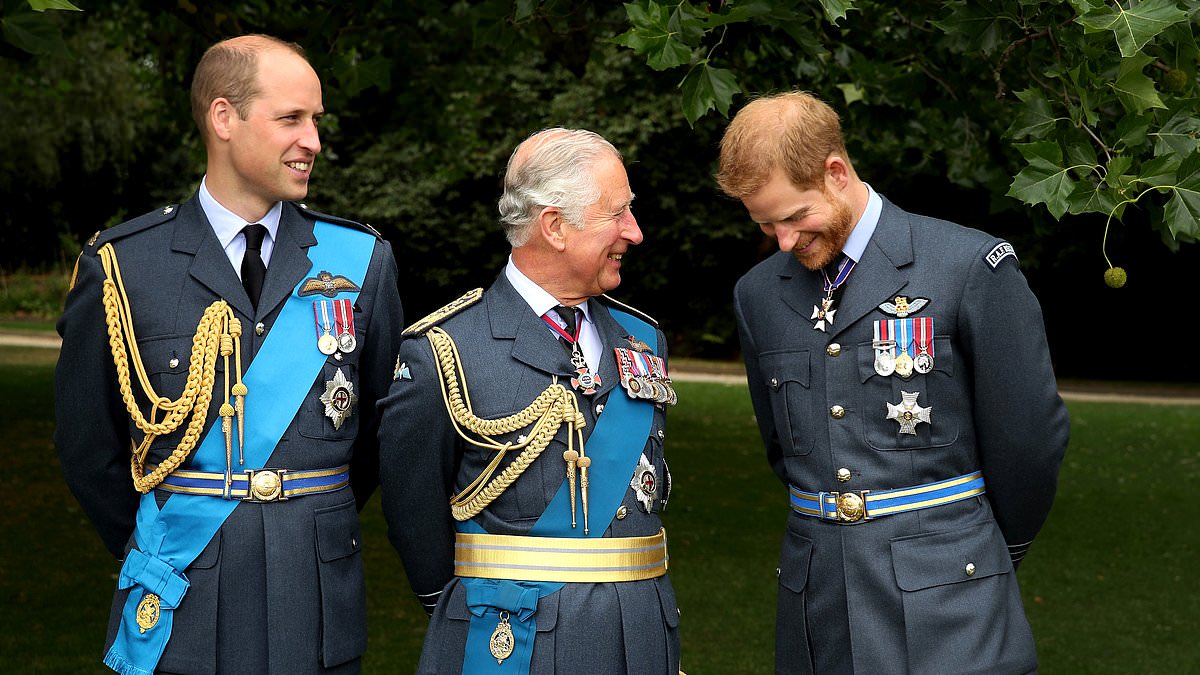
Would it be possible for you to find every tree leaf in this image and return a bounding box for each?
[1111,54,1166,114]
[679,63,740,126]
[613,1,693,71]
[1005,89,1061,141]
[28,0,82,10]
[1067,181,1120,216]
[1075,0,1188,58]
[2,13,68,55]
[1152,108,1200,158]
[1006,142,1076,218]
[931,2,1007,54]
[514,0,537,22]
[818,0,856,25]
[1164,149,1200,241]
[837,82,865,105]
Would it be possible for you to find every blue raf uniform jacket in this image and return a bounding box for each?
[54,196,404,674]
[377,273,680,674]
[734,197,1069,675]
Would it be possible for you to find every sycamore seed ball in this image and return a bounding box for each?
[1103,266,1127,289]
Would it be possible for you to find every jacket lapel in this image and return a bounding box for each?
[172,197,256,318]
[488,274,575,378]
[828,198,913,340]
[256,205,316,319]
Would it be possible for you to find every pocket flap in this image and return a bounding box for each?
[778,525,813,593]
[759,350,810,390]
[315,500,363,562]
[891,522,1010,592]
[189,529,221,570]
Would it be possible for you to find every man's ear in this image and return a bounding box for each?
[537,206,568,252]
[210,98,236,142]
[824,155,851,192]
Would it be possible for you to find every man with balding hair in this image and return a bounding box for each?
[722,91,1068,674]
[55,34,403,673]
[379,128,682,674]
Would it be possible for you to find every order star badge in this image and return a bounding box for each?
[886,390,931,435]
[320,367,358,429]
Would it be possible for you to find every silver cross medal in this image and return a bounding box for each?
[811,294,836,332]
[886,390,931,435]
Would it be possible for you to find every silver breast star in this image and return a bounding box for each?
[886,390,931,435]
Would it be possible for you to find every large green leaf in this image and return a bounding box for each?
[1075,0,1188,57]
[1067,181,1120,216]
[1164,150,1200,241]
[1006,88,1062,140]
[27,0,81,10]
[1152,108,1200,157]
[818,0,856,25]
[1111,54,1166,114]
[931,2,1008,54]
[1007,142,1077,218]
[613,2,693,71]
[2,12,68,55]
[679,63,740,126]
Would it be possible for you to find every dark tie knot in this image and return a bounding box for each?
[553,305,579,336]
[243,223,268,251]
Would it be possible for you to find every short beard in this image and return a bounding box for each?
[792,192,854,271]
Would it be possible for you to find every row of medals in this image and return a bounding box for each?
[872,339,933,379]
[316,299,356,356]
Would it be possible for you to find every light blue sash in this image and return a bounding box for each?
[459,308,657,675]
[103,222,374,675]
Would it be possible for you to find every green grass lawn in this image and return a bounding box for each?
[4,345,1198,673]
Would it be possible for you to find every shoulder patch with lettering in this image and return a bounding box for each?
[984,242,1017,269]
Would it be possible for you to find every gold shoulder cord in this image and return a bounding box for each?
[427,326,589,525]
[96,243,248,493]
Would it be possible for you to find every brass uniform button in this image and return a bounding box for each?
[826,343,841,357]
[770,377,779,388]
[830,405,846,419]
[965,562,976,577]
[168,357,179,369]
[836,468,852,483]
[255,322,266,336]
[615,505,628,520]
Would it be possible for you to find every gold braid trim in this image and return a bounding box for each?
[425,326,585,521]
[96,243,245,493]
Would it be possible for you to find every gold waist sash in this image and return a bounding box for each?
[454,528,668,583]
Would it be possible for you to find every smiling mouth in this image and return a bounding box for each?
[285,161,311,171]
[608,253,624,262]
[793,235,818,253]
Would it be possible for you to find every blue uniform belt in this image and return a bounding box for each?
[155,465,350,502]
[789,471,985,523]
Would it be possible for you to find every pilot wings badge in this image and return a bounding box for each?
[299,270,361,297]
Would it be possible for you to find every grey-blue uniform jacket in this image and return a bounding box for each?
[377,273,680,674]
[734,197,1069,675]
[54,196,404,673]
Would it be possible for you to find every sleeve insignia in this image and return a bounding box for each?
[402,288,485,337]
[985,242,1017,269]
[298,270,362,297]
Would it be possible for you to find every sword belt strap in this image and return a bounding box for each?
[455,528,669,583]
[154,464,350,502]
[790,471,985,523]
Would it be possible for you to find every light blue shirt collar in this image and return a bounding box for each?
[198,177,282,270]
[841,183,882,264]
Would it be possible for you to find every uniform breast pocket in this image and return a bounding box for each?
[857,336,958,451]
[758,350,816,457]
[135,334,210,401]
[298,362,360,440]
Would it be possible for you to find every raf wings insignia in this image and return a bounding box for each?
[299,270,362,297]
[879,296,929,318]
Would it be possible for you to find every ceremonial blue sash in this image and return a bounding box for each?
[459,308,657,675]
[103,222,374,675]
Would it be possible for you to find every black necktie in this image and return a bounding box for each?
[553,305,579,354]
[241,223,268,309]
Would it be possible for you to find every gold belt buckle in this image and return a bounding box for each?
[833,490,869,522]
[244,469,287,502]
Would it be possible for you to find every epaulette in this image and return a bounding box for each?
[401,288,485,337]
[983,240,1019,271]
[293,202,383,239]
[85,204,182,254]
[598,294,658,327]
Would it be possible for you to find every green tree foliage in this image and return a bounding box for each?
[4,0,1199,372]
[613,0,1200,269]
